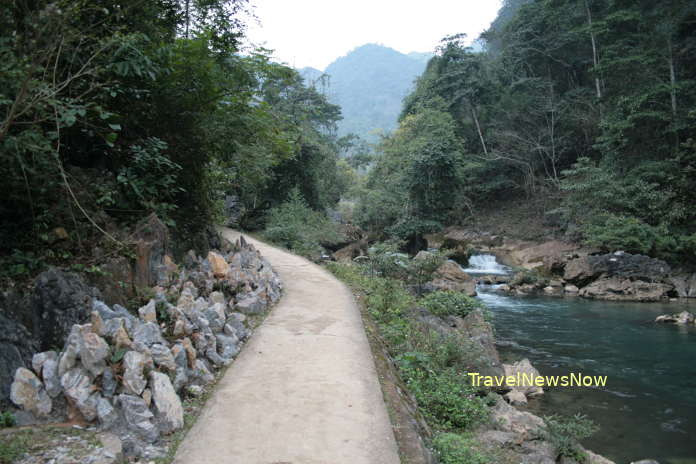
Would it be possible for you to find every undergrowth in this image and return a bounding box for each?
[326,261,493,462]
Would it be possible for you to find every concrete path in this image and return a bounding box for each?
[173,229,400,464]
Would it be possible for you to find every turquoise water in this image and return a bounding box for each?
[477,286,696,464]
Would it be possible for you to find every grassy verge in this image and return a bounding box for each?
[0,425,101,464]
[326,262,496,463]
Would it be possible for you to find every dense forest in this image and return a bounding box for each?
[0,0,353,278]
[3,0,696,274]
[354,0,696,265]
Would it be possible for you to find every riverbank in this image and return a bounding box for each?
[326,260,616,464]
[425,227,696,303]
[480,286,696,464]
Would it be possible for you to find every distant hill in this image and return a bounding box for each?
[298,66,323,84]
[300,44,432,141]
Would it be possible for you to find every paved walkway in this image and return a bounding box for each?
[173,229,400,464]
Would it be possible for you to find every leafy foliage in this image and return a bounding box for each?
[419,291,482,318]
[433,432,491,464]
[544,413,599,461]
[0,412,15,428]
[264,190,344,259]
[0,0,352,275]
[355,0,696,264]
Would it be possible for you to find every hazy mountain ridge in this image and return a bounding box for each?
[300,44,432,141]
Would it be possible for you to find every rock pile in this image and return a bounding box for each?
[502,251,675,302]
[9,236,281,459]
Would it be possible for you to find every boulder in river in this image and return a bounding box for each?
[502,358,544,398]
[429,261,476,296]
[655,310,695,325]
[579,277,672,302]
[564,252,671,287]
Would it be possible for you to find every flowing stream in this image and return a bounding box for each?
[466,255,696,464]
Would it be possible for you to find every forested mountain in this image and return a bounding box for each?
[318,44,431,140]
[355,0,696,264]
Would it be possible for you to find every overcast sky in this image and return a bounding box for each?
[243,1,503,70]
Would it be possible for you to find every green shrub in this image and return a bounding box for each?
[364,242,411,279]
[419,291,481,318]
[544,413,599,462]
[0,412,15,428]
[433,432,489,464]
[264,189,345,259]
[401,367,488,431]
[582,214,659,255]
[115,138,185,226]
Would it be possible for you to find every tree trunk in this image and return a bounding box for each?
[185,0,190,39]
[470,103,489,157]
[668,38,677,116]
[584,0,602,99]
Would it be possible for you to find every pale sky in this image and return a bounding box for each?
[243,0,503,70]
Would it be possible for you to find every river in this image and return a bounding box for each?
[465,255,696,464]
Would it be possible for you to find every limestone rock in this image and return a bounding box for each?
[122,351,147,395]
[101,367,117,398]
[235,293,266,315]
[118,394,159,442]
[132,213,170,289]
[113,326,133,350]
[95,432,123,464]
[97,396,119,429]
[215,334,239,359]
[579,277,672,302]
[91,311,106,336]
[504,390,528,405]
[29,268,95,351]
[656,310,695,324]
[564,284,579,294]
[0,312,39,404]
[503,358,544,397]
[584,449,616,464]
[207,251,230,278]
[132,322,166,347]
[80,331,111,376]
[138,299,157,323]
[150,371,184,434]
[61,367,100,421]
[225,313,248,340]
[32,350,57,377]
[150,344,177,371]
[491,397,544,436]
[42,358,62,398]
[191,359,215,385]
[172,319,185,337]
[565,252,671,287]
[142,388,152,407]
[429,261,477,296]
[210,302,226,321]
[10,367,52,416]
[209,291,225,305]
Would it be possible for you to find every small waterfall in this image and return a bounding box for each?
[463,254,510,275]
